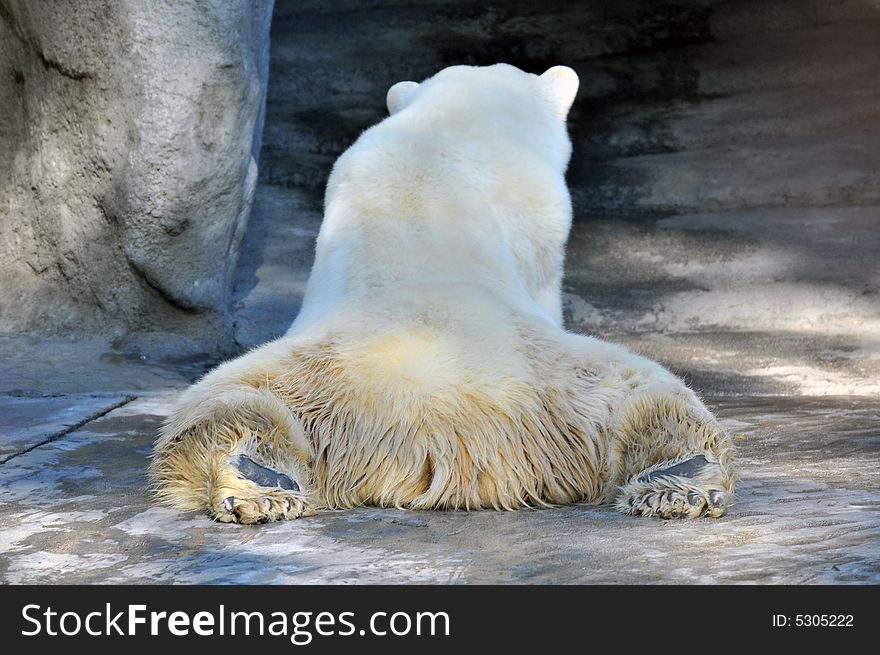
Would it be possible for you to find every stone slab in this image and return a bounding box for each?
[0,393,131,461]
[0,393,876,584]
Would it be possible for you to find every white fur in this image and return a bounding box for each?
[152,64,734,522]
[290,63,577,339]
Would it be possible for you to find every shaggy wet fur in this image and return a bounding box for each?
[151,324,734,523]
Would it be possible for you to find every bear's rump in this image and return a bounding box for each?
[271,336,611,510]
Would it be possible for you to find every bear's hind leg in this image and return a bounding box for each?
[151,388,315,524]
[614,453,730,519]
[609,394,734,519]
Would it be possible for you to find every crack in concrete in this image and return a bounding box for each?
[0,394,137,465]
[2,390,118,399]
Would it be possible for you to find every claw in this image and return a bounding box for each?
[708,489,726,508]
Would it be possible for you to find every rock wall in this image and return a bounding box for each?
[242,0,879,393]
[0,0,274,354]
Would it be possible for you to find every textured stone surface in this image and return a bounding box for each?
[0,0,274,353]
[0,393,876,584]
[0,393,132,461]
[245,0,880,393]
[232,185,321,349]
[0,334,205,396]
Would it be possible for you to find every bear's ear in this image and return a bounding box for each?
[386,80,419,115]
[538,66,579,120]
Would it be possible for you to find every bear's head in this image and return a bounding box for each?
[383,63,579,170]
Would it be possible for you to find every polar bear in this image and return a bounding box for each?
[151,63,734,524]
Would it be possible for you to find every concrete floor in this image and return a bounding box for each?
[1,0,879,583]
[0,375,877,584]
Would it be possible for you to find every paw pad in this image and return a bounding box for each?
[234,454,300,491]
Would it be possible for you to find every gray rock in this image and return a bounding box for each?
[0,0,274,353]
